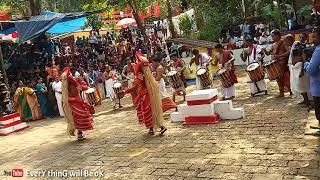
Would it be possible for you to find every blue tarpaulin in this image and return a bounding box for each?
[47,17,86,34]
[0,27,15,35]
[14,13,65,42]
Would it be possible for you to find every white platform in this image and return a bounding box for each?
[0,117,20,125]
[214,100,233,113]
[0,122,28,135]
[170,112,185,122]
[177,102,216,116]
[186,89,218,101]
[218,108,244,120]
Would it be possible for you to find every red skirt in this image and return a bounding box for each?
[162,97,177,112]
[135,94,153,129]
[69,97,94,131]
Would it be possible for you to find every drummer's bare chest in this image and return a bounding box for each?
[272,42,286,55]
[126,66,134,73]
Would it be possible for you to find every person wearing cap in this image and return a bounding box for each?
[263,29,291,98]
[215,43,238,100]
[190,49,212,90]
[240,37,268,97]
[168,53,187,102]
[304,27,320,136]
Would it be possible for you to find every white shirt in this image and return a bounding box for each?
[52,81,62,95]
[199,53,212,66]
[243,24,250,33]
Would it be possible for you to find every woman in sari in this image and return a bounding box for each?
[62,67,94,140]
[122,52,167,135]
[47,77,59,116]
[24,87,43,121]
[36,77,55,118]
[14,87,32,121]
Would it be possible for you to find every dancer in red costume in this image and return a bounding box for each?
[121,52,167,135]
[61,67,94,140]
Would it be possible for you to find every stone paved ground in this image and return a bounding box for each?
[0,69,320,180]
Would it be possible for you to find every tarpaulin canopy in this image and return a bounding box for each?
[8,10,100,42]
[14,13,65,42]
[47,17,86,34]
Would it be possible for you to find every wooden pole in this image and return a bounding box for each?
[0,44,8,87]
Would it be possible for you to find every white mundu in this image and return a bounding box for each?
[288,41,310,95]
[245,45,267,96]
[52,81,65,117]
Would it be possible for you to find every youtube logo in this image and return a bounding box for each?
[12,169,23,177]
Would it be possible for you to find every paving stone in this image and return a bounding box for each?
[252,173,283,180]
[0,70,319,179]
[152,169,176,176]
[213,165,242,173]
[240,166,268,173]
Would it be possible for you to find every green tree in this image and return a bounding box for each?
[166,0,178,38]
[82,0,107,32]
[189,0,241,41]
[109,0,156,51]
[178,14,192,37]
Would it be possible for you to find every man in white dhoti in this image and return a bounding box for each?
[122,58,136,106]
[52,76,64,117]
[190,49,212,90]
[288,36,311,107]
[104,65,122,110]
[240,38,268,97]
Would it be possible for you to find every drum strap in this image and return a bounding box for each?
[246,46,257,66]
[253,46,257,61]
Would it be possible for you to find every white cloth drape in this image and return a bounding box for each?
[52,81,64,117]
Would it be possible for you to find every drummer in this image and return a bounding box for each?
[122,58,137,106]
[263,29,291,98]
[168,53,187,102]
[190,49,212,90]
[215,43,238,100]
[240,36,268,97]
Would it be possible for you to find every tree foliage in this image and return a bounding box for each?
[178,14,193,37]
[82,0,108,32]
[189,0,241,41]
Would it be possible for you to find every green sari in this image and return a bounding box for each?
[19,92,32,121]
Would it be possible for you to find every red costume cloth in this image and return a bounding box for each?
[221,50,238,83]
[125,63,153,129]
[162,98,177,112]
[66,72,94,131]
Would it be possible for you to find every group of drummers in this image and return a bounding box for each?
[163,29,314,105]
[80,29,315,113]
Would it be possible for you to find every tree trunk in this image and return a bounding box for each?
[28,0,41,16]
[291,0,298,21]
[276,0,284,29]
[167,0,178,38]
[129,2,150,54]
[242,0,246,18]
[0,45,8,87]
